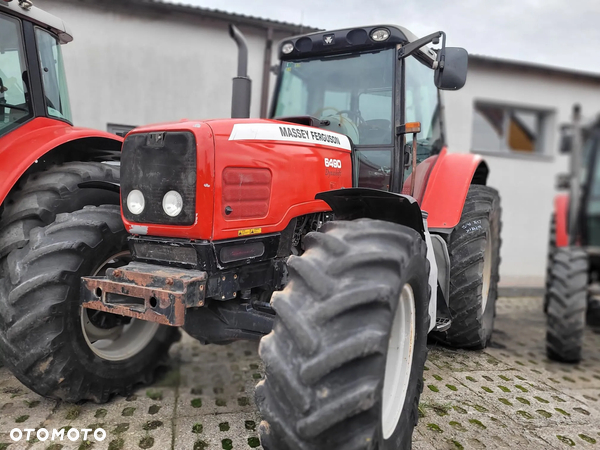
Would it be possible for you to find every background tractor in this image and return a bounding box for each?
[545,105,600,363]
[0,0,179,399]
[0,22,502,449]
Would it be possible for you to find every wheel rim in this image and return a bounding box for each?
[80,250,159,361]
[482,235,493,313]
[381,283,416,440]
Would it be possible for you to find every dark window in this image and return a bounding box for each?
[472,102,550,154]
[107,123,137,137]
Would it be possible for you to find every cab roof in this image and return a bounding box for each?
[278,25,438,67]
[0,0,73,44]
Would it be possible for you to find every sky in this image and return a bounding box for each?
[178,0,600,74]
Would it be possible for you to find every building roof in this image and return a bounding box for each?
[470,54,600,84]
[104,0,321,34]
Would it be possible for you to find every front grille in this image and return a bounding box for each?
[121,131,197,225]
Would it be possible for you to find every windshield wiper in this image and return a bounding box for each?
[0,103,28,112]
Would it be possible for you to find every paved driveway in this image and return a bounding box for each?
[0,297,599,449]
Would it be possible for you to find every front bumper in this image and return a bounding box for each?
[81,262,207,326]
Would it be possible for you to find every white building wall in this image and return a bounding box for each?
[443,66,600,286]
[40,0,286,129]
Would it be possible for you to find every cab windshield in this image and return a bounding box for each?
[0,13,32,135]
[273,49,395,146]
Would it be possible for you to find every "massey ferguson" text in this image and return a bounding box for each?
[278,126,342,146]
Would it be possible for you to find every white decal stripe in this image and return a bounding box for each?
[228,123,352,151]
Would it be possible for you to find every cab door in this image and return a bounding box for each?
[582,134,600,246]
[402,55,445,203]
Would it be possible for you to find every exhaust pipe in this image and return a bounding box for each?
[229,24,252,119]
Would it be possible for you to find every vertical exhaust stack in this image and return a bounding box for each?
[229,24,252,119]
[568,104,582,245]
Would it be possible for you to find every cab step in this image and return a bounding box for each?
[434,317,452,332]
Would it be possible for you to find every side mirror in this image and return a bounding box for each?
[435,47,468,91]
[559,124,574,154]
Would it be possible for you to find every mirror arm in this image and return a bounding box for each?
[436,32,447,69]
[398,31,443,60]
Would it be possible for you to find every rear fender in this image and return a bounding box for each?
[0,118,122,206]
[554,194,569,248]
[421,149,488,229]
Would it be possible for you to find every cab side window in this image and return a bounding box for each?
[405,56,443,163]
[0,13,31,135]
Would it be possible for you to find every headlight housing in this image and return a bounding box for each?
[126,189,145,215]
[162,190,183,217]
[370,28,390,42]
[281,42,294,54]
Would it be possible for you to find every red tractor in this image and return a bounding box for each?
[0,1,132,366]
[0,22,502,449]
[545,105,600,363]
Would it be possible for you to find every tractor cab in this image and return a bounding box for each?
[576,119,600,247]
[0,0,73,138]
[545,107,600,363]
[270,25,467,196]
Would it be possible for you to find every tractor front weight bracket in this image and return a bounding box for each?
[81,262,207,326]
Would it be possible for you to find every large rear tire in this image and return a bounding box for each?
[436,185,502,349]
[546,247,588,363]
[256,219,429,450]
[0,206,179,402]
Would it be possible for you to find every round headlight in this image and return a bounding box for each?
[370,28,390,42]
[282,42,294,54]
[126,189,145,215]
[162,190,183,217]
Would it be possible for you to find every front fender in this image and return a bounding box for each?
[315,188,425,238]
[0,118,122,205]
[421,149,488,229]
[554,194,569,248]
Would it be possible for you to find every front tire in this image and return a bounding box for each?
[256,219,429,450]
[436,185,502,349]
[546,247,588,363]
[0,205,179,402]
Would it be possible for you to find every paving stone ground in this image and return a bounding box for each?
[0,297,599,450]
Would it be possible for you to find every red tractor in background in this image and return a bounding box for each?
[545,105,600,363]
[0,0,177,391]
[0,20,502,450]
[0,2,124,283]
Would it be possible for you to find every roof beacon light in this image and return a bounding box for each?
[282,42,294,54]
[370,28,390,42]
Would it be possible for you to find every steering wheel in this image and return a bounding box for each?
[314,106,365,127]
[313,106,361,144]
